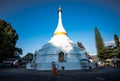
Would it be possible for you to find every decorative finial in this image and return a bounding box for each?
[58,6,62,13]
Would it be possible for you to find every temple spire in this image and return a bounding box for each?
[58,6,62,12]
[54,6,67,36]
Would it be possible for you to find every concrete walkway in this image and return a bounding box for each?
[0,66,120,81]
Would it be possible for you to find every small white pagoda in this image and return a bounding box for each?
[26,7,89,70]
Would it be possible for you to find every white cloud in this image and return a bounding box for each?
[105,39,120,46]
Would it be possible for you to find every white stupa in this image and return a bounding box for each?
[26,7,89,70]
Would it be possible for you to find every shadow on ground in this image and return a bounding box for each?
[0,66,120,81]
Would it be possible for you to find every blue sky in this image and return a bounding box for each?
[0,0,120,56]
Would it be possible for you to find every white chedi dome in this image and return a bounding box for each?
[37,41,83,55]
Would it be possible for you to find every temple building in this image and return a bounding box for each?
[26,7,89,70]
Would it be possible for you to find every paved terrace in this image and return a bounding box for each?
[0,66,120,81]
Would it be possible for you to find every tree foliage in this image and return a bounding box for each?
[114,34,120,47]
[114,34,120,58]
[95,30,120,60]
[94,27,106,60]
[104,46,117,59]
[0,19,21,62]
[15,47,23,55]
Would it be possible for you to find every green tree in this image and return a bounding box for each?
[105,46,116,59]
[94,27,106,60]
[0,19,20,62]
[114,34,120,58]
[114,34,120,47]
[15,47,23,55]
